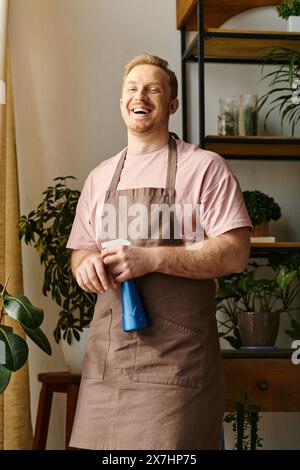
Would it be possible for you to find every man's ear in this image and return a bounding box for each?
[170,98,179,115]
[120,98,123,109]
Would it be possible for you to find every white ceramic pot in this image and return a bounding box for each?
[288,16,300,32]
[61,327,89,374]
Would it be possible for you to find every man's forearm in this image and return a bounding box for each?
[152,234,250,280]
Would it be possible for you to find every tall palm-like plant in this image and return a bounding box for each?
[258,47,300,136]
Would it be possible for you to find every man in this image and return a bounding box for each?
[67,54,251,450]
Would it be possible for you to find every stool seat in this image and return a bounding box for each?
[33,371,81,450]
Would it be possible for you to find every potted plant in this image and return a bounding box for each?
[216,254,300,348]
[277,0,300,31]
[268,252,300,341]
[216,267,281,349]
[218,96,240,136]
[224,389,263,450]
[242,190,281,237]
[0,279,51,393]
[18,177,96,371]
[258,46,300,136]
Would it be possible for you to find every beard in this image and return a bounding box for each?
[124,111,170,136]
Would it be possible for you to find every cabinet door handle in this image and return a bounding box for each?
[257,380,269,391]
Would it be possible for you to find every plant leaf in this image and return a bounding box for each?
[20,322,52,356]
[0,329,28,371]
[3,295,44,329]
[0,364,11,394]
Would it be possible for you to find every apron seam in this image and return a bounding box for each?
[102,309,112,380]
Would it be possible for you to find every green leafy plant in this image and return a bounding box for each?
[242,190,281,228]
[18,176,96,345]
[224,389,263,450]
[268,252,300,340]
[0,280,51,394]
[277,0,300,19]
[258,46,300,136]
[216,255,300,348]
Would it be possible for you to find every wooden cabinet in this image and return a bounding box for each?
[223,350,300,411]
[32,355,300,450]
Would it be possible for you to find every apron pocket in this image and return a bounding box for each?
[132,313,206,390]
[81,308,112,380]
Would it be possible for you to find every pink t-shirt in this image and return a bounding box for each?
[67,139,251,251]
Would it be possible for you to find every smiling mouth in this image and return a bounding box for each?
[131,107,152,116]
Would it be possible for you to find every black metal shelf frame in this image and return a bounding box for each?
[180,0,300,155]
[183,31,300,63]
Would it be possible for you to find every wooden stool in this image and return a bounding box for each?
[32,372,81,450]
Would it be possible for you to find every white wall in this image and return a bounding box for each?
[8,0,300,450]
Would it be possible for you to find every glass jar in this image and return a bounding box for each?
[218,114,235,136]
[218,96,240,136]
[292,79,300,105]
[240,94,258,136]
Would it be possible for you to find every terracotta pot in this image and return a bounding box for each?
[251,221,269,237]
[238,311,280,347]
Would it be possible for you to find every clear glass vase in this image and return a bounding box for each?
[239,94,258,136]
[218,96,240,136]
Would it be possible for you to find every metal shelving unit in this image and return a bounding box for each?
[178,0,300,160]
[177,0,300,250]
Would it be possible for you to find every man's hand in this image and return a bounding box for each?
[101,245,156,283]
[71,250,117,294]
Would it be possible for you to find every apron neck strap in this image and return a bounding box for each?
[108,133,178,192]
[108,147,127,192]
[165,135,177,191]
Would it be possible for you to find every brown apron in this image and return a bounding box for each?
[70,136,225,450]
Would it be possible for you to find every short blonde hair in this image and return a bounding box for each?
[123,54,178,100]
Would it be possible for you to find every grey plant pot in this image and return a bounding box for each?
[237,311,280,347]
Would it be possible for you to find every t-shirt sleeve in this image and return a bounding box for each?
[201,167,252,239]
[66,174,99,251]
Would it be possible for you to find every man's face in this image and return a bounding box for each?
[120,64,178,135]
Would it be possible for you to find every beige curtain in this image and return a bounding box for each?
[0,0,33,450]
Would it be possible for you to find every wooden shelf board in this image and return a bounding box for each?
[251,242,300,248]
[177,0,281,30]
[250,242,300,256]
[187,30,300,61]
[222,348,292,359]
[205,135,300,158]
[177,0,197,30]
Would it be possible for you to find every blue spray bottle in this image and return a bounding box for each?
[101,239,149,332]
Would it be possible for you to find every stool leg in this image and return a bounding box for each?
[32,383,53,450]
[66,383,79,449]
